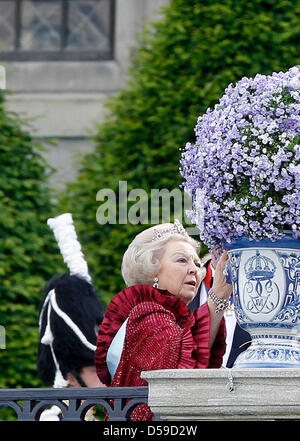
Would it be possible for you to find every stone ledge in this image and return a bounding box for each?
[141,368,300,420]
[4,61,123,93]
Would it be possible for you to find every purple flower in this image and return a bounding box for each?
[180,67,300,249]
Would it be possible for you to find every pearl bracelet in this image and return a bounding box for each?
[208,289,231,313]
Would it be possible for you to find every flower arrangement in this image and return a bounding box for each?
[180,67,300,249]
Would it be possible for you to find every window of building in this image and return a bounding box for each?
[0,0,115,61]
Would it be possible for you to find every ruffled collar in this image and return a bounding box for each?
[105,284,192,330]
[95,284,193,385]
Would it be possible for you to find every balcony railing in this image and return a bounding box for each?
[0,386,151,421]
[2,368,300,421]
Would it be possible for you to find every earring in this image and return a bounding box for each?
[153,277,159,289]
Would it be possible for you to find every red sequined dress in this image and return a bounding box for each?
[95,284,226,420]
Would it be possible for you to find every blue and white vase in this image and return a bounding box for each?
[225,233,300,368]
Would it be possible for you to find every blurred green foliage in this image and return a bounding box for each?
[0,91,64,392]
[60,0,300,306]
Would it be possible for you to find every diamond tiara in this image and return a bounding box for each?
[152,219,188,241]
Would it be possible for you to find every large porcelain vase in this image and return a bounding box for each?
[225,233,300,368]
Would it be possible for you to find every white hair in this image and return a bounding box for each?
[121,223,201,287]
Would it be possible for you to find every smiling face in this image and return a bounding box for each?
[156,240,202,304]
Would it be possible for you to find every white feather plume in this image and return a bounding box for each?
[47,213,91,283]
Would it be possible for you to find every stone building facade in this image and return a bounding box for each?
[1,0,169,188]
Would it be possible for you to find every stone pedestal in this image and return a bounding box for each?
[141,368,300,420]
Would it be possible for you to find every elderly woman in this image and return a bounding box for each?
[95,220,232,420]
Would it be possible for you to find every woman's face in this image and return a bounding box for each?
[156,240,203,304]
